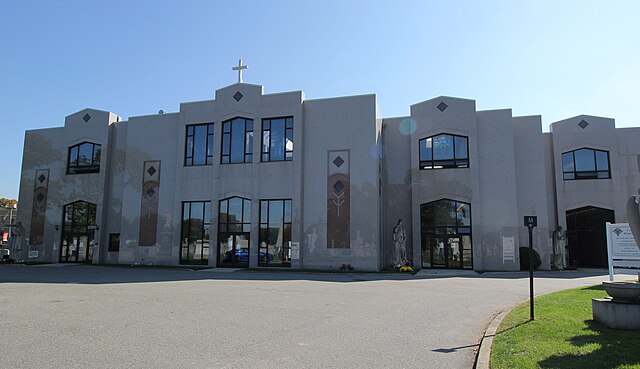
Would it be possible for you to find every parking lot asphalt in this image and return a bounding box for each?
[0,265,632,369]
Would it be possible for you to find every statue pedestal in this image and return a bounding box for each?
[592,298,640,330]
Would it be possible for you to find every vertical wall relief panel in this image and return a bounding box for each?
[29,169,49,249]
[139,161,160,246]
[327,150,350,248]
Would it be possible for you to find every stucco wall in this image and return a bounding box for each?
[301,94,381,271]
[381,117,413,269]
[513,115,552,270]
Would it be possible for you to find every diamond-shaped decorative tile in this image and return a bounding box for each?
[147,166,156,176]
[83,113,91,123]
[233,91,243,102]
[38,174,46,183]
[36,193,44,202]
[333,180,345,193]
[333,156,344,168]
[437,102,448,112]
[146,188,156,198]
[578,120,589,129]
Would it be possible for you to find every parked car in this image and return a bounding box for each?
[223,248,273,263]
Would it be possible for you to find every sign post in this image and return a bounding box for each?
[524,216,537,321]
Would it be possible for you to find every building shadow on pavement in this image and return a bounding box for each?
[0,264,628,285]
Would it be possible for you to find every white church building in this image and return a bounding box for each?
[14,64,640,271]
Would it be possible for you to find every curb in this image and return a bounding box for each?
[474,309,511,369]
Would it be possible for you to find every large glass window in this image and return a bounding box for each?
[67,142,101,174]
[261,117,293,162]
[562,148,610,180]
[180,201,211,265]
[419,134,468,170]
[221,117,253,164]
[60,201,97,263]
[185,123,214,166]
[421,199,472,269]
[259,199,292,267]
[218,197,251,233]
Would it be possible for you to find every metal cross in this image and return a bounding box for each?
[232,59,248,83]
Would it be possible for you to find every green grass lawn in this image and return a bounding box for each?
[491,284,640,369]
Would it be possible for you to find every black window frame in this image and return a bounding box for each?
[261,117,294,162]
[108,233,120,252]
[67,142,102,174]
[180,201,211,265]
[418,133,469,170]
[259,199,292,267]
[184,123,214,166]
[562,148,611,180]
[221,117,254,164]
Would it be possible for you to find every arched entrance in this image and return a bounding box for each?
[421,199,473,269]
[565,206,614,268]
[217,196,251,268]
[60,201,97,263]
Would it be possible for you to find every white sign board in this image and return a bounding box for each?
[28,250,39,258]
[291,242,300,260]
[606,222,640,280]
[502,236,515,263]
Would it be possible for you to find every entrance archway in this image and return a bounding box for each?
[565,206,614,268]
[217,196,251,268]
[421,199,473,269]
[60,201,97,263]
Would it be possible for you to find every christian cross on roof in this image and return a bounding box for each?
[232,59,248,83]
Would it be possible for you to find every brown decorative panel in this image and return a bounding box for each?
[29,169,49,247]
[327,150,350,248]
[139,161,160,246]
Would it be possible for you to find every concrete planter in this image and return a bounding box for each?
[602,281,640,302]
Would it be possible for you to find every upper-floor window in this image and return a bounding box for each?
[185,123,214,166]
[419,134,469,170]
[67,142,101,174]
[222,117,253,164]
[262,117,293,162]
[562,148,610,180]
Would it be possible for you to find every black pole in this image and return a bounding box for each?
[528,226,534,321]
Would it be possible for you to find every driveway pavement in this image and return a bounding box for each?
[0,265,633,369]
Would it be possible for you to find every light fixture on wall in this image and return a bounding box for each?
[54,225,59,231]
[88,224,100,231]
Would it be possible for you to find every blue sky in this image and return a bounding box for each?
[1,1,639,199]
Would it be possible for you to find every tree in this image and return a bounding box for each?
[0,198,17,208]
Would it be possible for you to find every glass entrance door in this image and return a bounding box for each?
[420,199,473,270]
[422,235,472,269]
[61,234,94,263]
[60,201,97,263]
[218,233,250,268]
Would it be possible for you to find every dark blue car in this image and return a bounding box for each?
[224,248,273,263]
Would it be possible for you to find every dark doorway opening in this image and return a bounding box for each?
[565,206,614,268]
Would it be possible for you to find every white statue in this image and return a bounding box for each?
[552,226,566,269]
[626,188,640,251]
[10,221,25,260]
[393,219,408,267]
